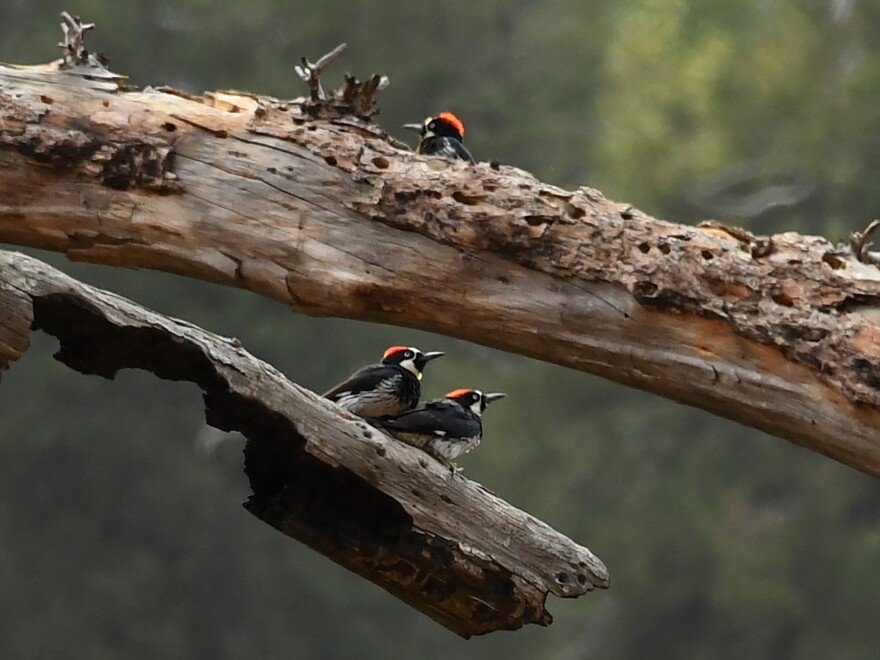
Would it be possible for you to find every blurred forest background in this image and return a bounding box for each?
[2,1,880,658]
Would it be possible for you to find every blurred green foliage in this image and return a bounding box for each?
[2,1,880,658]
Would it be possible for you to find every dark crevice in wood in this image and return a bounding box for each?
[33,292,217,382]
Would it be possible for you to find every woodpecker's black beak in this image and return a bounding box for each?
[422,351,445,362]
[484,392,506,405]
[403,122,424,133]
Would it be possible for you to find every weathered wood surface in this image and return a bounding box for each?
[0,249,608,637]
[2,64,880,476]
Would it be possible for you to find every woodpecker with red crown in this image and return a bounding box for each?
[377,389,505,472]
[404,111,475,163]
[323,346,445,418]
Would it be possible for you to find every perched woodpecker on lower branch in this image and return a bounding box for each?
[378,389,505,472]
[324,346,445,417]
[404,111,475,163]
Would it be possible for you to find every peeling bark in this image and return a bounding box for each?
[0,250,607,637]
[1,64,880,477]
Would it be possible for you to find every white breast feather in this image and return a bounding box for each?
[430,436,481,461]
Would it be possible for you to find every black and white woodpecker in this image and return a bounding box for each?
[323,346,445,418]
[403,111,475,163]
[377,389,505,472]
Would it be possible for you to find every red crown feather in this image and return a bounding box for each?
[437,111,465,138]
[383,345,409,359]
[445,388,475,399]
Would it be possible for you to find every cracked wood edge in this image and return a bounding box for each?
[0,249,608,637]
[1,65,880,476]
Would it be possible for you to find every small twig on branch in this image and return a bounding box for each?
[52,11,125,88]
[850,219,880,266]
[58,11,100,69]
[294,42,347,101]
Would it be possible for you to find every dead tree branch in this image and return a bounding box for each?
[0,249,608,637]
[2,41,880,482]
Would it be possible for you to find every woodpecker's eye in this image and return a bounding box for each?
[427,120,437,131]
[403,350,413,358]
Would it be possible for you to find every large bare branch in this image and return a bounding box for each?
[0,249,608,637]
[1,58,880,477]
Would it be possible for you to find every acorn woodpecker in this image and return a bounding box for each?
[323,346,445,418]
[377,389,505,471]
[403,111,475,163]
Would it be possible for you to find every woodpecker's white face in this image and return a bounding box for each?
[468,390,485,415]
[420,117,436,139]
[382,345,444,379]
[447,389,486,415]
[447,389,506,415]
[398,347,423,379]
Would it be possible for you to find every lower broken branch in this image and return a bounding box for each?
[0,249,608,637]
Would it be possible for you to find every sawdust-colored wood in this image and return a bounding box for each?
[2,64,880,477]
[0,249,608,637]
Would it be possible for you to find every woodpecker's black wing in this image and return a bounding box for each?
[323,364,394,400]
[379,399,481,440]
[421,136,475,163]
[446,139,475,163]
[324,363,420,417]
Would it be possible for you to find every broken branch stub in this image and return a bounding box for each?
[54,11,125,88]
[58,11,97,68]
[339,72,390,119]
[292,42,389,121]
[0,250,608,638]
[850,219,880,266]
